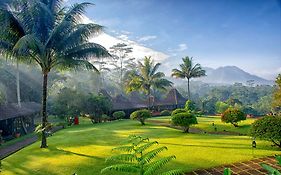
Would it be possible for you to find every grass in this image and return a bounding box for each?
[0,133,35,149]
[148,115,257,135]
[1,118,280,175]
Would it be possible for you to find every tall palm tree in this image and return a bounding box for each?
[1,0,108,148]
[125,56,172,109]
[171,56,206,99]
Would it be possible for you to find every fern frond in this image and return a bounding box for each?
[141,146,168,164]
[136,141,158,153]
[100,164,139,174]
[260,163,281,175]
[112,145,135,152]
[276,155,281,165]
[159,169,184,175]
[106,154,137,163]
[144,156,176,175]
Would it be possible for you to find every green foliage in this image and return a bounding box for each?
[130,109,151,125]
[171,109,188,116]
[171,112,198,133]
[260,155,281,175]
[184,100,196,111]
[82,94,112,123]
[160,110,171,116]
[223,168,232,175]
[273,74,281,114]
[221,108,246,127]
[101,135,184,175]
[215,101,230,114]
[251,115,281,147]
[113,111,126,119]
[125,56,172,108]
[101,114,110,122]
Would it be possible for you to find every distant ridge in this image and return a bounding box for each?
[169,66,274,86]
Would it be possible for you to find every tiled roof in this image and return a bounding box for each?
[0,102,41,120]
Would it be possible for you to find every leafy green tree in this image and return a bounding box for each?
[272,74,281,114]
[171,56,206,99]
[171,108,187,116]
[251,115,281,148]
[171,112,198,133]
[130,109,151,125]
[215,101,230,114]
[82,94,112,123]
[125,56,172,109]
[101,135,184,175]
[113,111,126,120]
[221,108,246,127]
[1,1,108,148]
[184,100,196,111]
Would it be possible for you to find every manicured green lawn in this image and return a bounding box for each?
[148,115,257,135]
[2,118,280,175]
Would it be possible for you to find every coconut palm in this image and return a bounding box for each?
[171,56,206,99]
[125,56,172,109]
[0,0,108,148]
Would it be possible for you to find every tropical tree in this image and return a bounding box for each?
[272,74,281,114]
[1,0,108,148]
[171,56,206,99]
[125,56,172,109]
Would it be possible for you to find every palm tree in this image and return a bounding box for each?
[1,0,108,148]
[171,56,206,99]
[125,56,172,109]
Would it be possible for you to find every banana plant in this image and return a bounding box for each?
[223,168,231,175]
[101,135,184,175]
[260,155,281,175]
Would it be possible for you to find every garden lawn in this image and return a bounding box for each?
[148,115,257,135]
[1,118,280,175]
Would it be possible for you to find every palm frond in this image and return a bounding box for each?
[135,141,158,153]
[64,2,93,25]
[112,145,135,152]
[106,154,137,163]
[141,146,168,164]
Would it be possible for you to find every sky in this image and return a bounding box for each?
[68,0,281,80]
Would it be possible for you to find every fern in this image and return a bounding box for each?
[260,163,281,175]
[101,135,184,175]
[276,155,281,165]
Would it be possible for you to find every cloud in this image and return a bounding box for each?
[168,43,188,54]
[178,44,188,51]
[138,35,157,42]
[82,16,169,63]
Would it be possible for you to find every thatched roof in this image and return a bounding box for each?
[0,102,41,120]
[112,95,135,110]
[155,89,187,106]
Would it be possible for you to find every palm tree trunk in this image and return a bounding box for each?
[40,73,48,148]
[16,61,21,107]
[187,78,190,100]
[148,89,151,110]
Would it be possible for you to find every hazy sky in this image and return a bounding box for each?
[69,0,281,80]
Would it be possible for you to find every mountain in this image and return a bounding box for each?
[170,66,274,86]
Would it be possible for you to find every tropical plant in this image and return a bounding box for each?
[0,1,108,148]
[101,135,184,175]
[251,115,281,148]
[113,111,126,120]
[184,100,196,111]
[171,56,206,99]
[171,112,198,133]
[273,74,281,114]
[171,108,187,116]
[125,56,172,109]
[130,109,151,125]
[260,155,281,175]
[215,101,230,114]
[223,168,232,175]
[221,108,246,127]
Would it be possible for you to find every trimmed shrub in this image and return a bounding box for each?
[130,109,151,125]
[171,112,198,133]
[221,108,246,127]
[171,108,187,116]
[185,100,196,111]
[160,110,171,116]
[251,115,281,148]
[113,111,126,120]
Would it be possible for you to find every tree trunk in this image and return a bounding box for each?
[41,73,48,148]
[16,61,21,107]
[187,78,190,100]
[147,88,151,110]
[183,126,189,133]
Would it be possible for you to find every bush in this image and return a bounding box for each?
[130,109,151,125]
[185,100,196,111]
[112,111,126,120]
[251,115,281,148]
[160,110,171,116]
[221,108,246,127]
[171,112,198,133]
[171,108,187,116]
[101,114,110,122]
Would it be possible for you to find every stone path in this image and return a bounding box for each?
[0,126,63,159]
[186,156,281,175]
